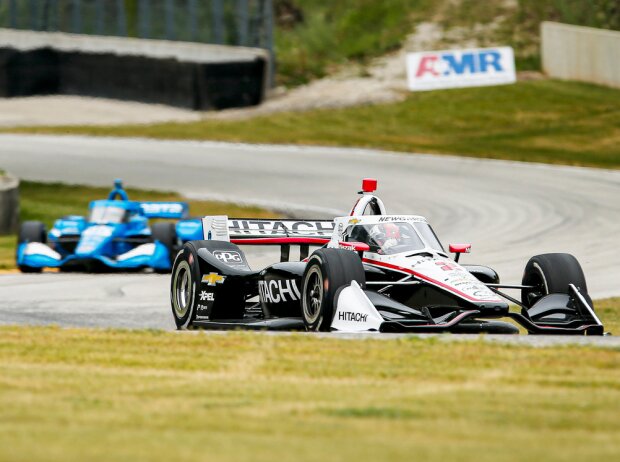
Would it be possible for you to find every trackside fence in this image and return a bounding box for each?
[0,0,273,50]
[541,21,620,89]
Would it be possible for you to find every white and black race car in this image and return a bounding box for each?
[170,179,605,335]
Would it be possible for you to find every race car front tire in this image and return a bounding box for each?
[301,249,365,332]
[171,240,248,328]
[17,220,47,273]
[521,253,591,308]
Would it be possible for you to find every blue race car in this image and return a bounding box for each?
[16,180,203,273]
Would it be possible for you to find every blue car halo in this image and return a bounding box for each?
[16,180,203,272]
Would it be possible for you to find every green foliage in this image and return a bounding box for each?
[123,0,139,37]
[441,0,620,71]
[275,0,620,84]
[0,235,14,269]
[520,0,620,31]
[275,0,432,86]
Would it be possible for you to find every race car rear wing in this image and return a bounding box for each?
[202,216,335,261]
[139,202,189,219]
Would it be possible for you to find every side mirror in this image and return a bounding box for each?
[339,241,370,253]
[449,243,471,262]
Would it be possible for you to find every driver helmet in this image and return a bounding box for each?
[370,223,401,244]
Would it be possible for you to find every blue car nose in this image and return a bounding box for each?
[75,226,114,256]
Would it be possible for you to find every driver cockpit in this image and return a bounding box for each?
[345,221,444,255]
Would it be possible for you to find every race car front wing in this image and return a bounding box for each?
[333,281,605,335]
[16,241,173,271]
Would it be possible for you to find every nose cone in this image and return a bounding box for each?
[412,258,505,304]
[75,225,114,256]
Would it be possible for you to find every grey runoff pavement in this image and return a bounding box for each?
[0,134,618,336]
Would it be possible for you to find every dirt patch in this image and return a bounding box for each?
[0,95,201,127]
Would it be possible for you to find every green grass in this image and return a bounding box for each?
[0,181,278,270]
[11,80,620,168]
[274,0,620,85]
[274,0,433,86]
[0,235,13,270]
[591,298,620,334]
[0,326,619,462]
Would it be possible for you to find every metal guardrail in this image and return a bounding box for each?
[0,173,19,235]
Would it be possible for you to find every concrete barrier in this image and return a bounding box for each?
[0,173,19,235]
[542,22,620,89]
[0,28,271,110]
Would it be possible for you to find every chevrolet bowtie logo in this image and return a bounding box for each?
[201,273,226,286]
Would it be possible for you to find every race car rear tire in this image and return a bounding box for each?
[17,221,47,273]
[521,253,591,308]
[152,222,180,273]
[301,249,365,332]
[170,242,201,329]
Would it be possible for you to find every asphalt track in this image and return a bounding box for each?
[0,134,618,338]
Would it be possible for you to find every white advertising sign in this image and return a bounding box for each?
[407,46,516,91]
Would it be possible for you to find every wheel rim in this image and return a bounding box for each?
[303,266,323,324]
[524,264,548,306]
[172,260,192,319]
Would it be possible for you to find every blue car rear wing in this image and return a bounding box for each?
[139,202,189,219]
[107,179,189,219]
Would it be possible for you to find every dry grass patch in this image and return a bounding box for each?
[0,326,619,462]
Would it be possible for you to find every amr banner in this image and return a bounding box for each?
[406,46,516,91]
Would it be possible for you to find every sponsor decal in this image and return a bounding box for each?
[199,291,215,301]
[201,272,226,286]
[259,279,301,304]
[436,261,462,272]
[378,216,426,223]
[447,274,471,284]
[453,281,482,290]
[75,225,113,253]
[338,311,368,322]
[229,220,334,237]
[197,304,210,314]
[338,242,367,252]
[473,290,492,298]
[140,202,185,215]
[202,216,230,241]
[407,47,516,92]
[213,250,243,264]
[348,218,360,225]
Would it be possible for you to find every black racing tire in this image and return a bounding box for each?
[17,221,47,273]
[18,221,47,244]
[170,242,202,329]
[521,253,591,308]
[152,222,180,272]
[301,249,365,332]
[170,240,248,328]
